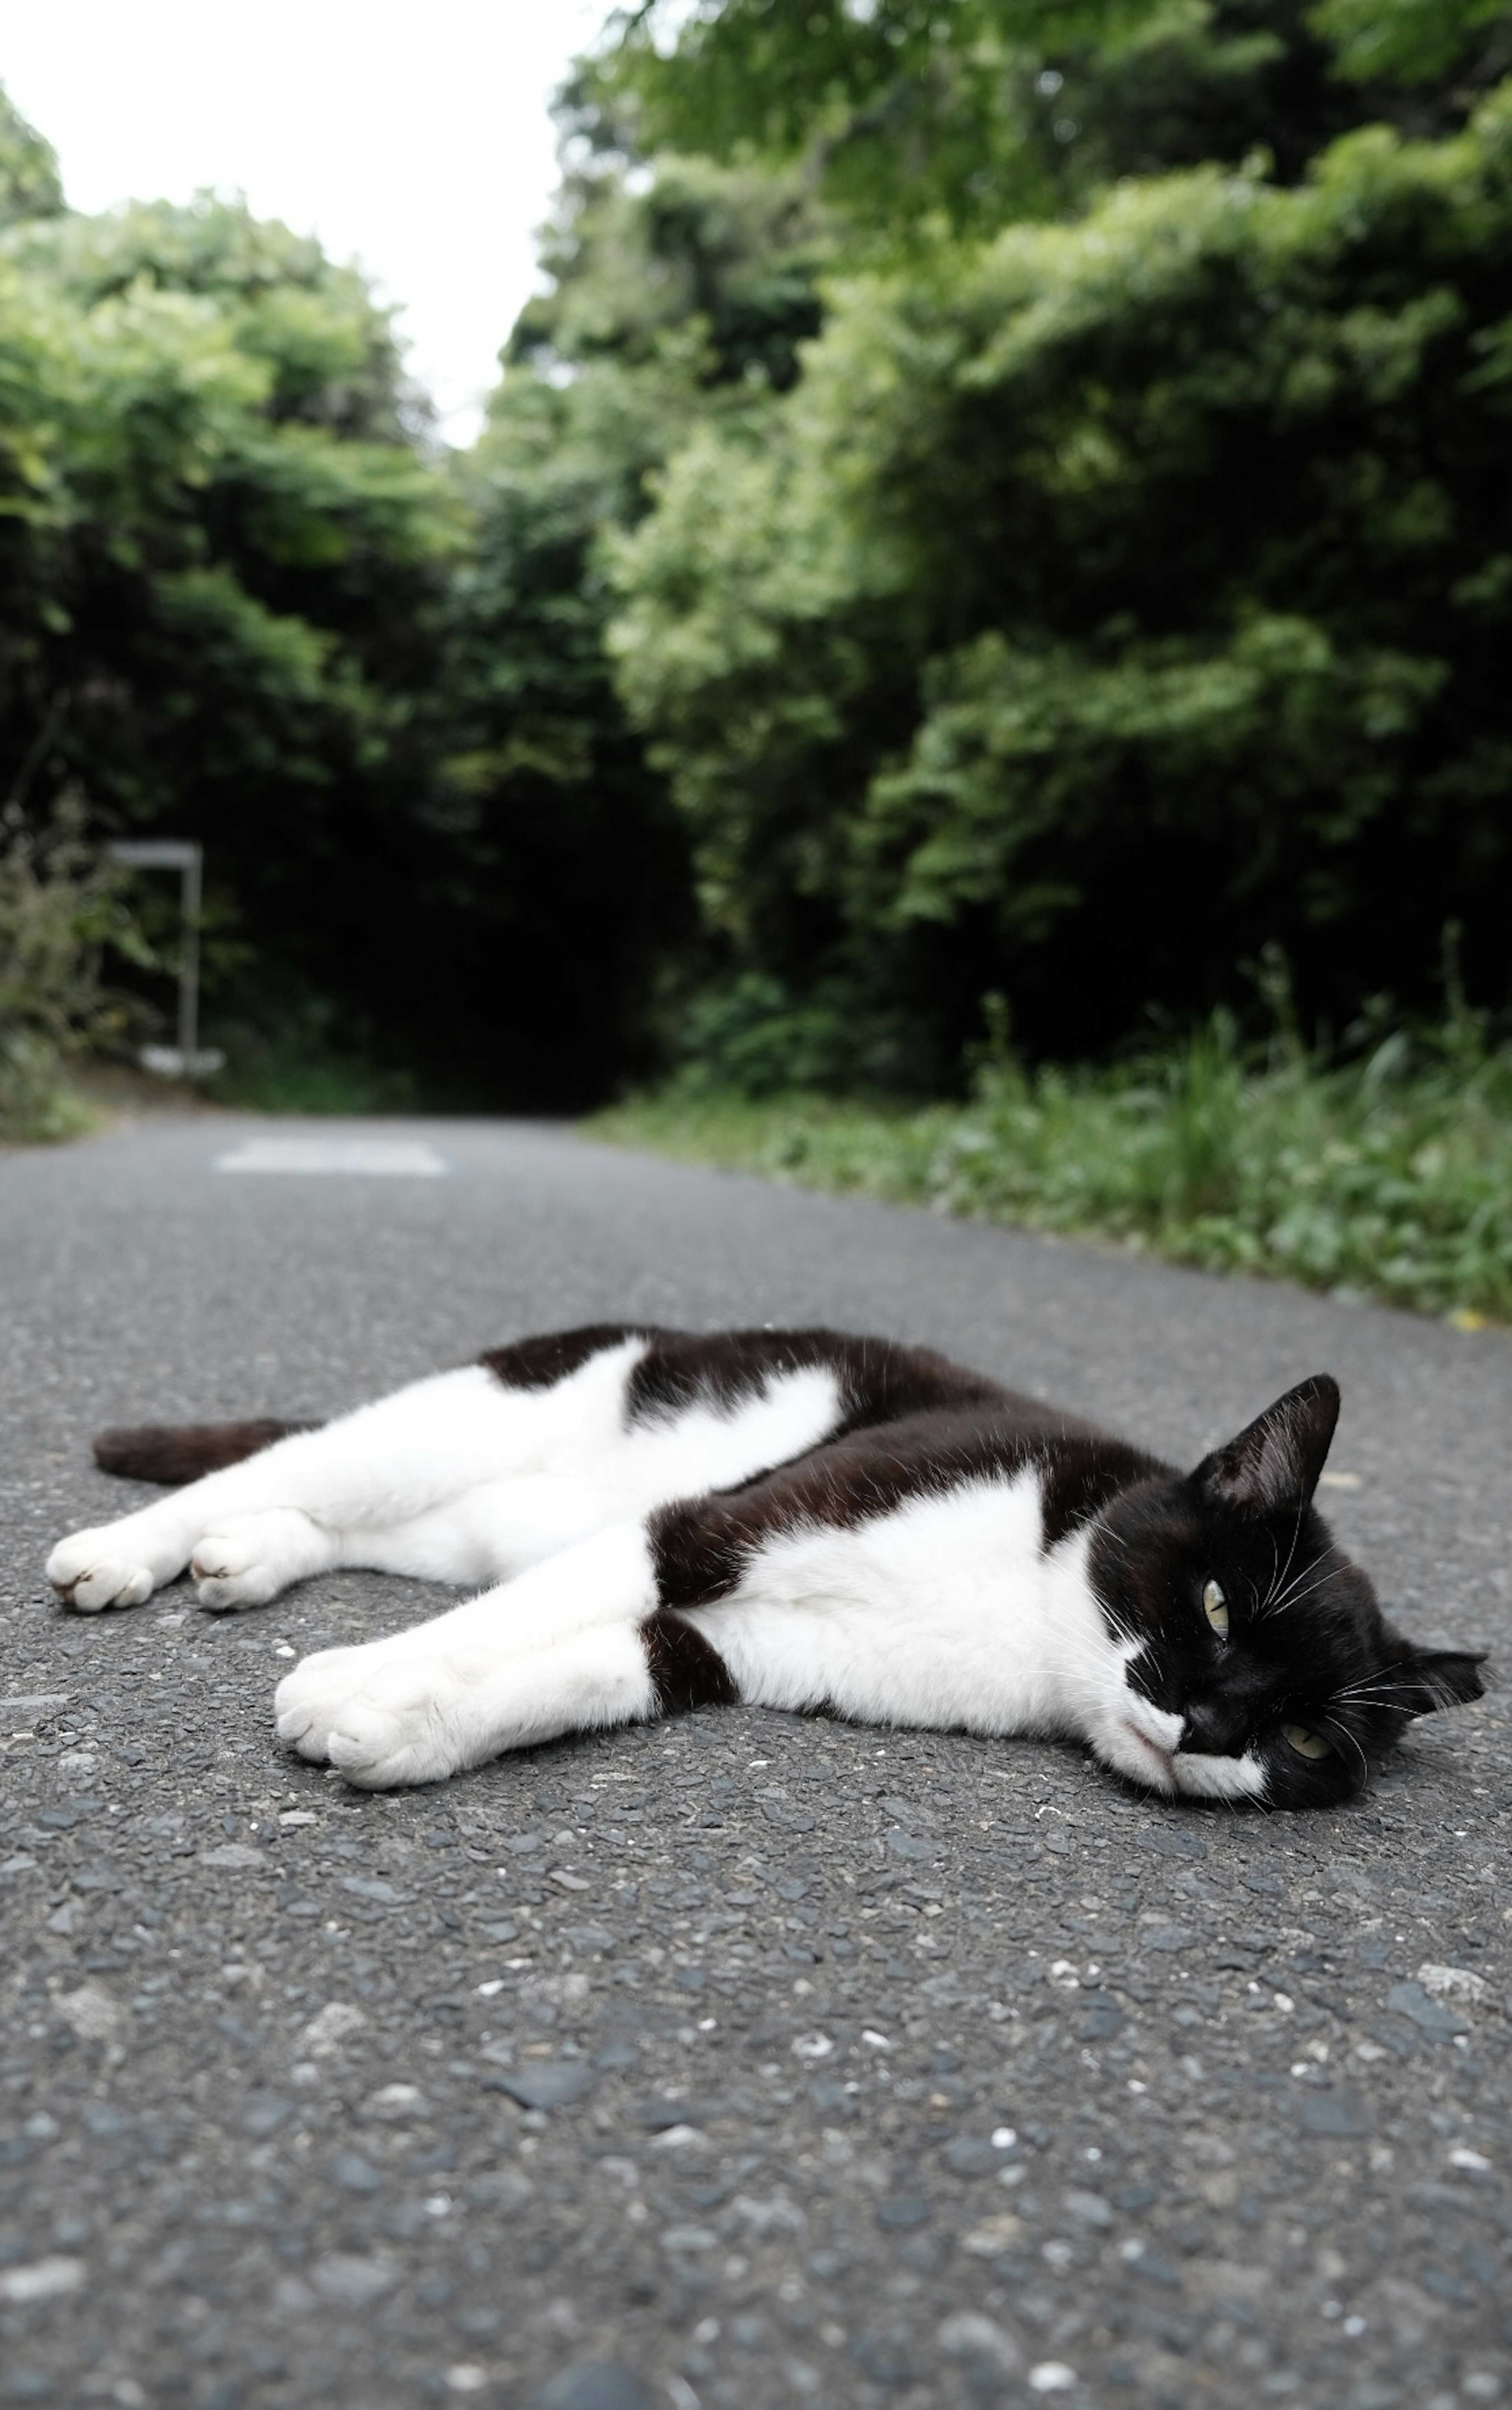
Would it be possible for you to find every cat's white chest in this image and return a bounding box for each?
[686,1466,1115,1736]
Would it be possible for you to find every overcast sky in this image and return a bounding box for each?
[2,0,612,443]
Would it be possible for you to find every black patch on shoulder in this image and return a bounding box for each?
[479,1326,665,1392]
[1040,1438,1171,1548]
[642,1609,738,1714]
[92,1419,317,1486]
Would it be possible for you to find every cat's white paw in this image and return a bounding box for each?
[274,1645,372,1760]
[47,1532,156,1613]
[275,1649,469,1788]
[325,1656,471,1789]
[191,1510,323,1611]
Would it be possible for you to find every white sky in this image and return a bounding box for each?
[2,0,613,445]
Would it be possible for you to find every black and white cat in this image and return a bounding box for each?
[46,1325,1483,1806]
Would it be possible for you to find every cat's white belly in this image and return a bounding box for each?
[687,1470,1115,1737]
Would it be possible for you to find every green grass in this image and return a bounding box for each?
[589,1013,1512,1327]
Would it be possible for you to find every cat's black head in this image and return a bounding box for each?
[1088,1376,1485,1807]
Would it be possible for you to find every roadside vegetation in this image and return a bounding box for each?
[0,793,132,1141]
[594,985,1512,1325]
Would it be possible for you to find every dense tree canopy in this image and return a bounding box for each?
[0,104,457,1073]
[593,0,1512,1080]
[3,6,1510,1101]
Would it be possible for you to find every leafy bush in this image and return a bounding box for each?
[0,792,132,1139]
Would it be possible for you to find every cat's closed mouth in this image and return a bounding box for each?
[1120,1717,1177,1787]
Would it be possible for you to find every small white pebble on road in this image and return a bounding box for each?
[1029,2364,1078,2393]
[1418,1962,1488,2005]
[366,2084,424,2117]
[0,2258,85,2305]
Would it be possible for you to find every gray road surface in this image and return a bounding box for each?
[1,1113,1510,2410]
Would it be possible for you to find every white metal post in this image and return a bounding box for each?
[106,839,222,1078]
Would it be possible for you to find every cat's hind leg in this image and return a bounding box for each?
[47,1365,536,1614]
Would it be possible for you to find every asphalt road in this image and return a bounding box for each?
[2,1113,1510,2410]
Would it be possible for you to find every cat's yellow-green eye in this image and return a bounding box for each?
[1202,1578,1229,1636]
[1284,1723,1333,1761]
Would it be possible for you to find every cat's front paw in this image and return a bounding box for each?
[274,1645,371,1761]
[46,1532,156,1613]
[276,1650,471,1789]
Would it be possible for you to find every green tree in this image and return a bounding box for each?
[429,150,831,1099]
[0,140,462,1078]
[591,0,1506,244]
[0,86,62,226]
[608,85,1512,1073]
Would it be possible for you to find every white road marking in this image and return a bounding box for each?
[214,1139,449,1177]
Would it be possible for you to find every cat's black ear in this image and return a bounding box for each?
[1191,1374,1340,1515]
[1387,1645,1488,1718]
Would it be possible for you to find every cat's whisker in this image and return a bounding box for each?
[1262,1502,1308,1615]
[1258,1556,1334,1620]
[1262,1545,1329,1609]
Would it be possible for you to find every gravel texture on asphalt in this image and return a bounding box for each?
[1,1113,1509,2410]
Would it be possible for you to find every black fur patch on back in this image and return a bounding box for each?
[480,1325,1021,1464]
[642,1608,739,1713]
[479,1326,664,1391]
[92,1420,317,1486]
[625,1327,1002,1435]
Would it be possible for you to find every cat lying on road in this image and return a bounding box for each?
[47,1325,1483,1804]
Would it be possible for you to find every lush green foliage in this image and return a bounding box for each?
[427,154,831,1100]
[593,1002,1512,1321]
[0,791,132,1140]
[602,14,1512,1078]
[0,93,464,1083]
[592,0,1511,235]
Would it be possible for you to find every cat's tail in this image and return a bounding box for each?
[91,1419,318,1485]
